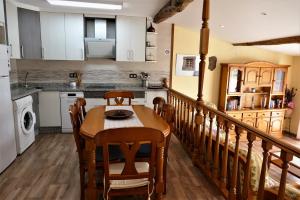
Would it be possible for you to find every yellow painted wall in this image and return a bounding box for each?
[290,57,300,137]
[171,25,300,134]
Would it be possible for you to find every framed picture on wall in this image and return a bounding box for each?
[176,54,200,76]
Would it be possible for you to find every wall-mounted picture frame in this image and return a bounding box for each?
[176,54,200,76]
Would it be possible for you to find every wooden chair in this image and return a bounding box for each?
[74,97,87,122]
[160,103,175,194]
[153,97,166,115]
[95,127,165,200]
[69,104,87,200]
[104,91,134,106]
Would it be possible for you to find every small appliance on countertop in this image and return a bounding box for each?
[147,83,164,89]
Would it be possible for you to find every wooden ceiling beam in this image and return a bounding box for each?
[232,36,300,46]
[153,0,193,23]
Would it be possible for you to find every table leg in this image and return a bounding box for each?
[86,139,97,200]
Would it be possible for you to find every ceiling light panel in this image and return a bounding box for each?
[47,0,122,10]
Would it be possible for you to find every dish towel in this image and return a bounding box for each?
[104,106,144,130]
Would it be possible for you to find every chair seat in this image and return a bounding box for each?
[96,145,122,162]
[109,162,150,189]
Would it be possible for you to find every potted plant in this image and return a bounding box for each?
[285,87,297,117]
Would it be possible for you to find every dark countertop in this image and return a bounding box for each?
[10,83,167,100]
[11,87,42,100]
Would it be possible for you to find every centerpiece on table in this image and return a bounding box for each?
[285,87,297,118]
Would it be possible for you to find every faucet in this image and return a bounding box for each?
[24,72,29,88]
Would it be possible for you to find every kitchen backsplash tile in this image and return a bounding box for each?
[9,59,18,84]
[13,23,171,85]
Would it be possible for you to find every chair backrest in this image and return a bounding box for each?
[74,97,87,122]
[161,104,175,125]
[104,91,135,106]
[95,127,165,186]
[69,104,84,162]
[153,97,166,115]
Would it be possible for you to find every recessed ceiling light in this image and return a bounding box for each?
[47,0,123,10]
[220,25,225,28]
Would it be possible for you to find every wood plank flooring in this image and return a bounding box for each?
[0,134,224,200]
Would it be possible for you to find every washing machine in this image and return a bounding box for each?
[13,95,36,154]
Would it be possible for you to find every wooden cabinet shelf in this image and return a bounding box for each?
[219,61,289,135]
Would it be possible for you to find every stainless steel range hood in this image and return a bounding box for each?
[85,18,116,58]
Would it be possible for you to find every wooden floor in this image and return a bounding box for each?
[0,133,224,200]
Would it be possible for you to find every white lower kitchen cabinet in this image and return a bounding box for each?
[145,91,167,108]
[39,92,61,127]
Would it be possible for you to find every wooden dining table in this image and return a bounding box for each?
[80,105,170,200]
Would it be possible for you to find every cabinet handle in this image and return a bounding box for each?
[127,50,130,60]
[20,45,24,58]
[81,48,84,60]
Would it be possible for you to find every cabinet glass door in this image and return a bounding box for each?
[228,68,243,93]
[273,68,286,93]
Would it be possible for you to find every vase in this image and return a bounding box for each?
[285,108,293,118]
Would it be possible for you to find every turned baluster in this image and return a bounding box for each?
[179,99,183,140]
[193,102,202,162]
[229,126,242,200]
[190,106,195,151]
[186,103,191,147]
[277,150,293,200]
[213,116,223,179]
[242,132,256,200]
[182,101,187,144]
[175,97,179,136]
[199,107,208,163]
[257,140,273,200]
[206,111,215,172]
[220,120,231,189]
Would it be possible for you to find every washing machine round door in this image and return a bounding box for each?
[21,107,36,135]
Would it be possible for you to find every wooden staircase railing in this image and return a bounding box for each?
[166,87,300,200]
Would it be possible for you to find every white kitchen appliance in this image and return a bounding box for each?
[13,96,36,154]
[0,44,17,173]
[60,92,84,133]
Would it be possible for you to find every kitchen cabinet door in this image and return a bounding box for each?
[272,68,287,94]
[256,117,270,133]
[130,17,146,62]
[18,8,42,59]
[242,118,256,127]
[39,92,61,127]
[270,117,283,135]
[259,68,273,86]
[65,14,84,60]
[0,0,4,23]
[145,91,167,108]
[6,2,20,59]
[244,67,259,86]
[116,16,145,62]
[40,12,65,60]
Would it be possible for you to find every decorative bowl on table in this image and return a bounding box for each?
[104,109,134,120]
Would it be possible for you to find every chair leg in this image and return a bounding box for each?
[163,156,168,194]
[79,165,85,200]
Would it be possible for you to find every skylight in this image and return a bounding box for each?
[47,0,123,10]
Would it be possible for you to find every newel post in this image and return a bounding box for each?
[197,0,210,102]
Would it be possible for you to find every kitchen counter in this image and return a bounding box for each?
[11,87,42,101]
[10,83,167,100]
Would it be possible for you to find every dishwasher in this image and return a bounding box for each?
[60,92,84,133]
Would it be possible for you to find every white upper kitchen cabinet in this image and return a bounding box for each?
[40,12,66,60]
[0,0,4,23]
[6,2,20,59]
[116,16,146,62]
[65,13,84,60]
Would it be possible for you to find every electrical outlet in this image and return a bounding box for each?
[69,72,78,78]
[129,73,137,78]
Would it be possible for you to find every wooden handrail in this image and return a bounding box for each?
[166,87,300,199]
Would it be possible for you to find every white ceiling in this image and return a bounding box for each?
[166,0,300,56]
[10,0,169,17]
[10,0,300,56]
